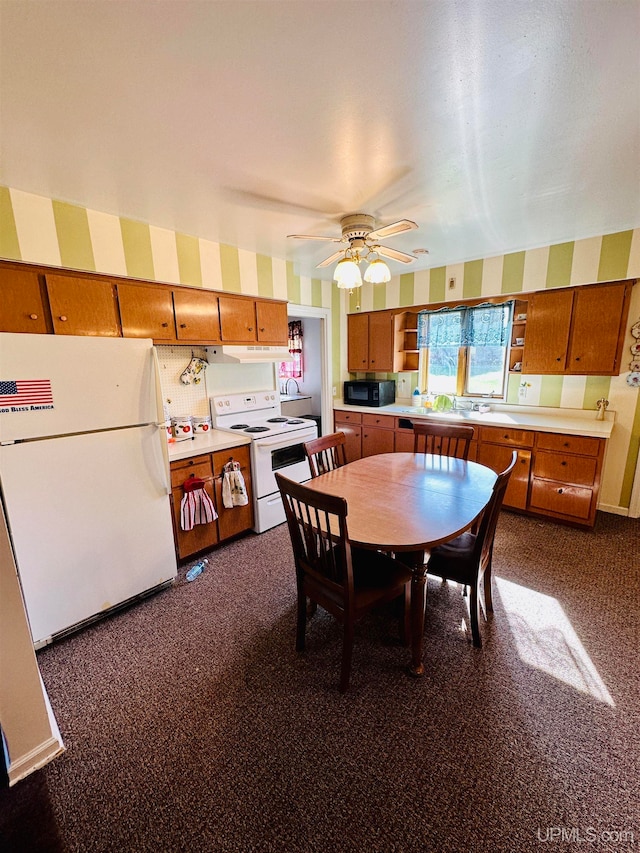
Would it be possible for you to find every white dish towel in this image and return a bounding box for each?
[222,461,249,509]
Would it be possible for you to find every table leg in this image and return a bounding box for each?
[404,550,427,677]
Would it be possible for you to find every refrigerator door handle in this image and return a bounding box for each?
[152,348,172,496]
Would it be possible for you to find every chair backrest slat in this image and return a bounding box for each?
[304,432,348,478]
[276,472,352,593]
[413,421,475,459]
[474,450,518,566]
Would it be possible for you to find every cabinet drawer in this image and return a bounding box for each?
[480,426,534,447]
[335,411,362,424]
[535,432,601,457]
[362,413,395,429]
[533,451,598,487]
[170,455,213,488]
[529,479,594,520]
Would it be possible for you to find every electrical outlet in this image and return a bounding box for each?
[448,276,456,290]
[332,386,337,397]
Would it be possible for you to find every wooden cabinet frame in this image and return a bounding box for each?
[0,260,288,346]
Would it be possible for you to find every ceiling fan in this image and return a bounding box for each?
[287,213,419,270]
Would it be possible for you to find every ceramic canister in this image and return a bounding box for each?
[171,415,193,437]
[192,415,212,433]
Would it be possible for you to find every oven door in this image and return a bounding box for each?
[252,426,317,498]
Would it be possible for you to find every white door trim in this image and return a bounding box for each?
[286,303,333,437]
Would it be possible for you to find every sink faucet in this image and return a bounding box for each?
[285,378,299,396]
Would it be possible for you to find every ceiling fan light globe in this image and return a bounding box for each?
[363,258,391,284]
[334,258,362,289]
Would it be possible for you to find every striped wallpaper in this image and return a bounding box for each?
[1,185,639,511]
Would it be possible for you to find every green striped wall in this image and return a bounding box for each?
[0,186,333,309]
[1,184,639,511]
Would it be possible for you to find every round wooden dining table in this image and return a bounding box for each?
[303,452,497,676]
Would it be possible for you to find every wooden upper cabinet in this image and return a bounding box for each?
[347,313,369,371]
[521,289,573,374]
[522,281,632,375]
[568,283,629,374]
[367,311,394,371]
[347,311,394,372]
[0,267,49,334]
[118,283,175,340]
[256,300,288,343]
[173,289,221,342]
[219,296,257,342]
[45,274,120,337]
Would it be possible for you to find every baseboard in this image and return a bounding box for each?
[597,503,629,517]
[8,736,65,786]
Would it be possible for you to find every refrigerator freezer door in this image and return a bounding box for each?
[0,425,177,645]
[0,334,157,442]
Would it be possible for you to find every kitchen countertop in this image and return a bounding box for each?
[280,393,312,402]
[167,429,251,463]
[333,400,615,439]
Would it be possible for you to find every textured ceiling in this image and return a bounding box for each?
[1,0,639,280]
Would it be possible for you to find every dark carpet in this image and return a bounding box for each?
[1,511,639,853]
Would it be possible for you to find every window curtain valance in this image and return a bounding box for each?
[417,302,513,348]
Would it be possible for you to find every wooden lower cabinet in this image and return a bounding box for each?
[334,411,363,462]
[170,445,253,560]
[171,455,220,559]
[528,432,604,526]
[213,446,254,541]
[333,409,605,527]
[362,413,395,457]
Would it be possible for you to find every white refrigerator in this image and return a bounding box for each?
[0,333,177,647]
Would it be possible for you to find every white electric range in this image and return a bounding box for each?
[210,392,318,532]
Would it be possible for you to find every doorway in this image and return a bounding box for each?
[283,304,332,438]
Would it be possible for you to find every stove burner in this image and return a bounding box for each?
[266,417,288,423]
[245,426,270,433]
[230,423,250,429]
[286,419,305,424]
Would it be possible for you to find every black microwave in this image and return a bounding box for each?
[344,380,396,407]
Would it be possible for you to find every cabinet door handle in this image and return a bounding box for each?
[180,323,187,328]
[161,322,169,327]
[247,326,253,332]
[561,460,567,466]
[563,442,569,447]
[29,313,39,320]
[259,327,265,332]
[59,315,67,322]
[575,356,581,361]
[558,488,564,494]
[556,356,562,361]
[503,434,509,440]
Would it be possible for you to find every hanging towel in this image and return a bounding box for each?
[222,461,249,509]
[180,477,218,531]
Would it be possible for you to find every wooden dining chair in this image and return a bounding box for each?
[275,472,412,692]
[413,421,475,459]
[425,451,517,647]
[303,431,348,478]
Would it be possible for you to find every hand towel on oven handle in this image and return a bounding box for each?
[180,476,218,531]
[222,461,249,509]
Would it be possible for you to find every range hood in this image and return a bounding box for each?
[206,345,292,364]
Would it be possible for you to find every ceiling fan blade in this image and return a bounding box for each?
[287,234,345,242]
[375,245,417,264]
[367,219,418,240]
[316,249,347,268]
